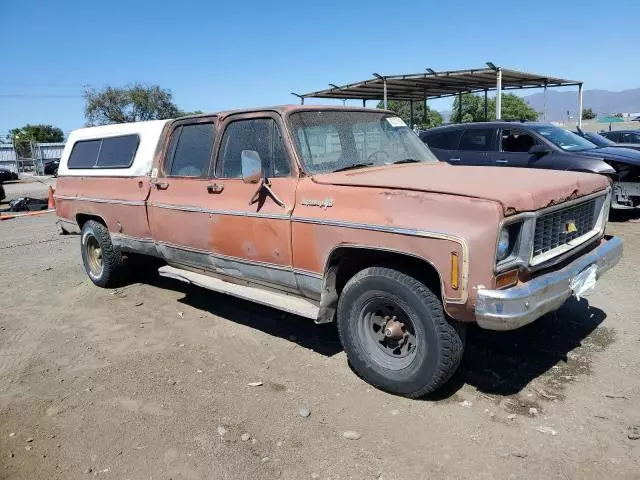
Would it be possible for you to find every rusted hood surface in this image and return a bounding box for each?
[311,163,609,215]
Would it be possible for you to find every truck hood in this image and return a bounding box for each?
[578,146,640,164]
[311,163,609,215]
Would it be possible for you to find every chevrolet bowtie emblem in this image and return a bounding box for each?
[565,221,578,233]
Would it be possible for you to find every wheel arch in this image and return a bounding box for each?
[76,213,108,229]
[316,244,446,324]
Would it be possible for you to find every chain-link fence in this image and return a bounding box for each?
[0,142,65,176]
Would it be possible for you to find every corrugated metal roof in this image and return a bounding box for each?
[300,66,581,102]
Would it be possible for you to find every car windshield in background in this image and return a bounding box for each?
[288,111,438,174]
[531,125,597,152]
[585,132,616,147]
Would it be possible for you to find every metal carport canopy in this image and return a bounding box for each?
[296,64,584,125]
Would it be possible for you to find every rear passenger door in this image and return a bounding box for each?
[454,128,497,166]
[147,118,219,267]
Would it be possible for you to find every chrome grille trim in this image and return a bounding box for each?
[494,189,610,273]
[529,193,608,266]
[533,199,597,258]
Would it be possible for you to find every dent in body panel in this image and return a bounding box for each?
[156,242,299,292]
[111,234,160,257]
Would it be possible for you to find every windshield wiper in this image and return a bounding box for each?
[391,158,422,165]
[332,162,373,173]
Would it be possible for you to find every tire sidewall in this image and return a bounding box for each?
[338,272,444,395]
[81,223,107,286]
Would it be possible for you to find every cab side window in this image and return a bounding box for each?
[166,123,215,177]
[218,119,291,178]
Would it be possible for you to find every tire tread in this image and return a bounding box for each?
[337,266,464,398]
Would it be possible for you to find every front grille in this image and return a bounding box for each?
[533,199,597,258]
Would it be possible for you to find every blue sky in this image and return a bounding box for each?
[1,0,637,138]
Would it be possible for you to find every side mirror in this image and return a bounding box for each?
[528,145,549,156]
[241,150,263,184]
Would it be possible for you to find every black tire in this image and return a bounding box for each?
[80,220,126,287]
[337,266,465,398]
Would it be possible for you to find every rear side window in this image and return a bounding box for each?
[459,129,494,151]
[423,131,460,150]
[68,134,139,169]
[68,140,101,168]
[97,135,139,167]
[621,132,640,143]
[166,123,215,177]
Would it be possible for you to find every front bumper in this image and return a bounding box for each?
[475,236,623,331]
[612,181,640,209]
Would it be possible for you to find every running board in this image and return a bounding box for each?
[158,265,320,320]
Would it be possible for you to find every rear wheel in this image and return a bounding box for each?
[337,266,465,398]
[80,220,126,287]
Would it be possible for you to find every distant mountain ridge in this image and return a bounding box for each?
[437,89,640,123]
[525,88,640,121]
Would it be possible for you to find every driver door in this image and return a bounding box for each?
[497,128,547,168]
[208,114,299,292]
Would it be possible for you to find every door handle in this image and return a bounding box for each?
[151,179,169,190]
[496,159,509,164]
[206,183,224,194]
[449,158,461,163]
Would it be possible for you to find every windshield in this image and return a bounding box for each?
[530,125,597,152]
[288,111,438,174]
[585,132,616,147]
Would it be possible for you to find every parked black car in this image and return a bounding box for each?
[573,129,640,152]
[420,121,640,209]
[43,159,60,176]
[0,168,19,182]
[600,130,640,149]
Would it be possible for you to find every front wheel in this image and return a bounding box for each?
[337,266,465,398]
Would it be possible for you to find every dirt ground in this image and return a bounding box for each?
[0,176,54,205]
[0,209,639,479]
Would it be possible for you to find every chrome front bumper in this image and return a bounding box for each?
[475,236,623,331]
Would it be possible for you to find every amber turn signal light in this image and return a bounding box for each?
[495,269,518,289]
[451,252,459,290]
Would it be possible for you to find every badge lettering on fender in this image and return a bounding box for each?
[301,198,334,209]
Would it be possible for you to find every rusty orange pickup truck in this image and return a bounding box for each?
[55,106,622,397]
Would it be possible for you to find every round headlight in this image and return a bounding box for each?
[496,228,510,261]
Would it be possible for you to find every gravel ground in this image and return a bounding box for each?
[0,213,638,479]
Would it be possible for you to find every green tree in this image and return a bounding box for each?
[613,113,624,118]
[582,108,596,120]
[84,84,185,125]
[500,94,538,121]
[450,93,538,123]
[176,109,204,117]
[8,124,64,158]
[450,94,487,123]
[376,100,443,128]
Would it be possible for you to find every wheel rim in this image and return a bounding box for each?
[85,235,103,277]
[356,296,418,370]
